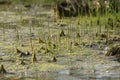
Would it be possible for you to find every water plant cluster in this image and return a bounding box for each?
[0,0,120,80]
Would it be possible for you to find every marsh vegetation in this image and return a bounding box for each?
[0,0,120,80]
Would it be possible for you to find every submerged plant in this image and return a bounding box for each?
[19,57,26,65]
[31,50,37,63]
[76,33,81,38]
[15,47,19,63]
[0,64,7,74]
[106,24,110,45]
[38,37,45,43]
[38,24,45,44]
[15,27,20,46]
[2,25,5,41]
[29,21,37,63]
[60,30,65,37]
[52,56,57,62]
[108,18,114,29]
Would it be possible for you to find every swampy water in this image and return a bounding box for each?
[0,5,120,80]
